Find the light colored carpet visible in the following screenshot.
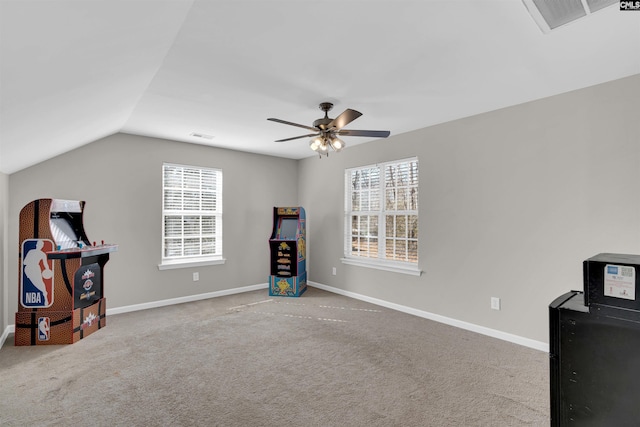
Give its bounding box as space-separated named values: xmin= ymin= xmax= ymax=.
xmin=0 ymin=286 xmax=549 ymax=426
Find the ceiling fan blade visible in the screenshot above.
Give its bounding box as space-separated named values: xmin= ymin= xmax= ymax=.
xmin=328 ymin=108 xmax=362 ymax=131
xmin=268 ymin=118 xmax=318 ymax=132
xmin=275 ymin=133 xmax=319 ymax=143
xmin=337 ymin=129 xmax=391 ymax=138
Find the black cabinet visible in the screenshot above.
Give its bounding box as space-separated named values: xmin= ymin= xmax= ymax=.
xmin=550 ymin=253 xmax=640 ymax=426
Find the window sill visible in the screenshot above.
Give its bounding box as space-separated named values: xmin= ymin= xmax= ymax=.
xmin=158 ymin=257 xmax=226 ymax=270
xmin=340 ymin=257 xmax=422 ymax=276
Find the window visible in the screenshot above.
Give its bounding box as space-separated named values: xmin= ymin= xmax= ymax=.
xmin=159 ymin=163 xmax=223 ymax=269
xmin=343 ymin=158 xmax=420 ymax=275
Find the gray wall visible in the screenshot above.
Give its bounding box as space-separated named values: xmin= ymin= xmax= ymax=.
xmin=0 ymin=172 xmax=7 ymax=338
xmin=299 ymin=74 xmax=640 ymax=343
xmin=2 ymin=75 xmax=639 ymax=346
xmin=7 ymin=133 xmax=298 ymax=315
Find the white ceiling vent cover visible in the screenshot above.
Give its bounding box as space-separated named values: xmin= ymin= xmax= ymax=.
xmin=522 ymin=0 xmax=618 ymax=33
xmin=189 ymin=132 xmax=215 ymax=140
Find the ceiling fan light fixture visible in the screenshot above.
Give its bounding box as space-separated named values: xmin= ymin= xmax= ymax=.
xmin=318 ymin=139 xmax=329 ymax=153
xmin=329 ymin=136 xmax=345 ymax=152
xmin=309 ymin=136 xmax=323 ymax=151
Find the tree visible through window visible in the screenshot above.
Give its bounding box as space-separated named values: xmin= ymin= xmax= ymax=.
xmin=345 ymin=158 xmax=418 ymax=267
xmin=162 ymin=163 xmax=222 ymax=264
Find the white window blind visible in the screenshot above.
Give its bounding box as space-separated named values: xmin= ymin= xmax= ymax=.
xmin=162 ymin=163 xmax=222 ymax=265
xmin=344 ymin=158 xmax=419 ymax=274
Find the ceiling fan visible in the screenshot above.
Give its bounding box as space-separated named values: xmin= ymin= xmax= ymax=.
xmin=267 ymin=102 xmax=390 ymax=157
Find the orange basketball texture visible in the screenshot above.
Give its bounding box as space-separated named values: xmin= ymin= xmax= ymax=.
xmin=18 ymin=199 xmax=75 ymax=313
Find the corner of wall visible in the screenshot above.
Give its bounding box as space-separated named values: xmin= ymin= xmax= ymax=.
xmin=0 ymin=171 xmax=9 ymax=342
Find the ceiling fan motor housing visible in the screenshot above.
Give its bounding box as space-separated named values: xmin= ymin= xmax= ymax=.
xmin=314 ymin=102 xmax=334 ymax=130
xmin=313 ymin=117 xmax=333 ymax=130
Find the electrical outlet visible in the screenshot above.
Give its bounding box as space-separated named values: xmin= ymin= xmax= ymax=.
xmin=193 ymin=272 xmax=199 ymax=281
xmin=332 ymin=267 xmax=337 ymax=276
xmin=491 ymin=297 xmax=501 ymax=311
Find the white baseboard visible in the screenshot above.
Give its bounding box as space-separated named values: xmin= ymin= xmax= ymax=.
xmin=308 ymin=281 xmax=549 ymax=353
xmin=1 ymin=324 xmax=15 ymax=349
xmin=106 ymin=283 xmax=269 ymax=315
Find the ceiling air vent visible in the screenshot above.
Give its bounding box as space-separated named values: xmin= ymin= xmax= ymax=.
xmin=522 ymin=0 xmax=618 ymax=33
xmin=190 ymin=132 xmax=214 ymax=140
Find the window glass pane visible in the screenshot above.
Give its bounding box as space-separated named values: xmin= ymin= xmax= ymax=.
xmin=184 ymin=238 xmax=200 ymax=256
xmin=397 ymin=163 xmax=407 ymax=187
xmin=395 ymin=240 xmax=407 ymax=260
xmin=396 ymin=215 xmax=407 ymax=238
xmin=351 ymin=170 xmax=360 ymax=191
xmin=408 ymin=215 xmax=418 ymax=239
xmin=408 ymin=241 xmax=418 ymax=262
xmin=183 ymin=216 xmax=200 ymax=236
xmin=202 ymin=216 xmax=214 ymax=235
xmin=385 ymin=165 xmax=397 ymax=187
xmin=385 ymin=189 xmax=396 ymax=210
xmin=385 ymin=215 xmax=394 ymax=238
xmin=370 ymin=168 xmax=380 ymax=189
xmin=356 ymin=237 xmax=364 ymax=255
xmin=351 ymin=236 xmax=359 ymax=256
xmin=351 ymin=216 xmax=358 ymax=236
xmin=397 ymin=188 xmax=408 ymax=210
xmin=409 ymin=161 xmax=419 ymax=185
xmin=352 ymin=191 xmax=360 ymax=211
xmin=370 ymin=216 xmax=378 ymax=237
xmin=183 ymin=191 xmax=200 ymax=210
xmin=385 ymin=239 xmax=394 ymax=258
xmin=360 ymin=238 xmax=371 ymax=257
xmin=164 ymin=216 xmax=182 ymax=237
xmin=165 ymin=238 xmax=182 ymax=257
xmin=183 ymin=168 xmax=200 ymax=189
xmin=202 ymin=238 xmax=215 ymax=255
xmin=164 ymin=189 xmax=182 ymax=210
xmin=361 ymin=191 xmax=370 ymax=211
xmin=164 ymin=167 xmax=182 ymax=188
xmin=362 ymin=217 xmax=370 ymax=236
xmin=370 ymin=190 xmax=380 ymax=211
xmin=201 ymin=191 xmax=216 ymax=211
xmin=370 ymin=238 xmax=378 ymax=257
xmin=201 ymin=170 xmax=217 ymax=190
xmin=360 ymin=169 xmax=370 ymax=189
xmin=408 ymin=187 xmax=418 ymax=210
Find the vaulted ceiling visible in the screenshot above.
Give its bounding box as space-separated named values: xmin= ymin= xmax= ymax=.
xmin=1 ymin=0 xmax=638 ymax=174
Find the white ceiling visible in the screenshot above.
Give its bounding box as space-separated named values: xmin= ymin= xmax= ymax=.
xmin=1 ymin=0 xmax=639 ymax=174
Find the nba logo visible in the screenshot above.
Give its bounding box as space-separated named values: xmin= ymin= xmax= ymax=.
xmin=20 ymin=239 xmax=55 ymax=308
xmin=38 ymin=317 xmax=50 ymax=341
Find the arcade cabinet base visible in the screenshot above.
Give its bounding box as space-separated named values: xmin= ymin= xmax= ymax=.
xmin=14 ymin=298 xmax=106 ymax=346
xmin=269 ymin=273 xmax=307 ymax=297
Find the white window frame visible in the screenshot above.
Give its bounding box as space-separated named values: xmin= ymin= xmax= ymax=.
xmin=158 ymin=163 xmax=225 ymax=270
xmin=342 ymin=157 xmax=421 ymax=276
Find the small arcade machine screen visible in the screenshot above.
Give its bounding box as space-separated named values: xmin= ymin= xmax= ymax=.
xmin=50 ymin=213 xmax=87 ymax=250
xmin=278 ymin=218 xmax=298 ymax=240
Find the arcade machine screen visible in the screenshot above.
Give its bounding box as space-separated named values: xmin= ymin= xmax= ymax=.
xmin=279 ymin=218 xmax=298 ymax=240
xmin=50 ymin=212 xmax=87 ymax=250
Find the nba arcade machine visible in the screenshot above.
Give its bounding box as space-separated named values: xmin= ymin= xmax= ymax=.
xmin=15 ymin=198 xmax=118 ymax=345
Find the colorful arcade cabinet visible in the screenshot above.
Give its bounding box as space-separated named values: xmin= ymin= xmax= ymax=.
xmin=268 ymin=207 xmax=306 ymax=297
xmin=15 ymin=199 xmax=118 ymax=345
